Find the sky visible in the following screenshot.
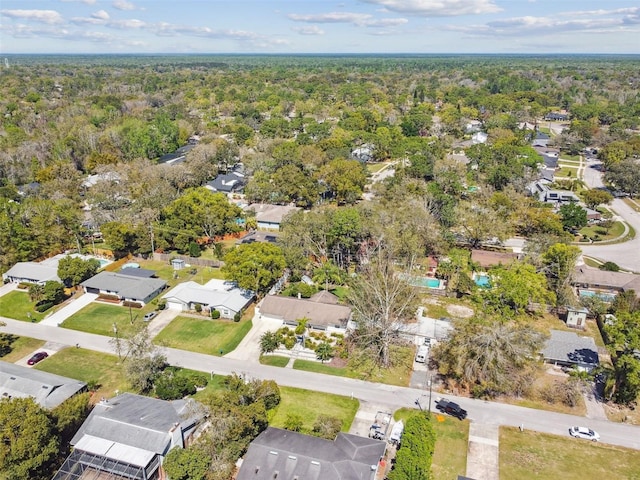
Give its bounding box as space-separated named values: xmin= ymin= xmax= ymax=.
xmin=1 ymin=0 xmax=639 ymax=54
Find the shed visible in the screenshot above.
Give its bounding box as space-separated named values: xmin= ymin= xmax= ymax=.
xmin=171 ymin=258 xmax=186 ymax=271
xmin=566 ymin=306 xmax=589 ymax=329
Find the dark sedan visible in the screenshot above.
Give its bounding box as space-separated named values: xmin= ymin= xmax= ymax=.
xmin=27 ymin=351 xmax=48 ymax=365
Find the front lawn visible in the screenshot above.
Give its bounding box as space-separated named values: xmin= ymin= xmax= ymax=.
xmin=270 ymin=386 xmax=359 ymax=433
xmin=0 ymin=336 xmax=45 ymax=362
xmin=578 ymin=221 xmax=625 ymax=242
xmin=34 ymin=347 xmax=128 ymax=400
xmin=499 ymin=427 xmax=640 ymax=480
xmin=293 ymin=346 xmax=413 ymax=387
xmin=60 ymin=302 xmax=147 ymax=336
xmin=394 ymin=407 xmax=469 ymax=480
xmin=259 ymin=355 xmax=290 ymax=367
xmin=0 ymin=290 xmax=47 ymax=322
xmin=153 ymin=316 xmax=252 ymax=355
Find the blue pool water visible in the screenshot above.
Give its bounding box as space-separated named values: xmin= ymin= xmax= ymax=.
xmin=475 ymin=275 xmax=490 ymax=287
xmin=579 ymin=290 xmax=616 ymax=302
xmin=424 ymin=278 xmax=441 ymax=288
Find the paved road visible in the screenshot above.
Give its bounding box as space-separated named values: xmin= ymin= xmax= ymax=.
xmin=2 ymin=316 xmax=639 ymax=451
xmin=579 ymin=159 xmax=640 ymax=272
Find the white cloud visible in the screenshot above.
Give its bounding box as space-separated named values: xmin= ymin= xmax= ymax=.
xmin=1 ymin=9 xmax=64 ymax=24
xmin=293 ymin=25 xmax=325 ymax=35
xmin=109 ymin=18 xmax=146 ymax=29
xmin=359 ymin=0 xmax=502 ymax=16
xmin=113 ymin=0 xmax=136 ymax=11
xmin=60 ymin=0 xmax=97 ymax=4
xmin=288 ymin=11 xmax=407 ymax=27
xmin=92 ymin=10 xmax=110 ymax=20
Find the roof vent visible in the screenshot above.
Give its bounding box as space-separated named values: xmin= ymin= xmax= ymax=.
xmin=311 ymin=461 xmax=320 ymax=466
xmin=273 ymin=472 xmax=278 ymax=479
xmin=269 ymin=451 xmax=278 ymax=456
xmin=288 ymin=455 xmax=297 ymax=460
xmin=255 ymin=467 xmax=260 ymax=474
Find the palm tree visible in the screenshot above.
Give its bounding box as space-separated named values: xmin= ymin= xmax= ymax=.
xmin=312 ymin=260 xmax=344 ymax=291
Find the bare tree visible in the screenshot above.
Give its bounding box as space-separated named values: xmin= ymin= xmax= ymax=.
xmin=348 ymin=247 xmax=418 ymax=368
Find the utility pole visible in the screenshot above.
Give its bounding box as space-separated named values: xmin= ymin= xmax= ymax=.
xmin=427 ymin=375 xmax=433 ymax=414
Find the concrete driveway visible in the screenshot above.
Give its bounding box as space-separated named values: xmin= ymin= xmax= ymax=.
xmin=39 ymin=292 xmax=98 ymax=326
xmin=224 ymin=305 xmax=283 ymax=362
xmin=14 ymin=341 xmax=68 ymax=367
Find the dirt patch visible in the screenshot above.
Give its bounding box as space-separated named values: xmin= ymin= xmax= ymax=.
xmin=446 ymin=304 xmax=474 ymax=318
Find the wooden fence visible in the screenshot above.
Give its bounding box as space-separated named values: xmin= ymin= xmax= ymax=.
xmin=152 ymin=253 xmax=223 ymax=268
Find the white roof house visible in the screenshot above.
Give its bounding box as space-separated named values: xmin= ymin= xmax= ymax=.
xmin=244 ymin=203 xmax=300 ymax=230
xmin=2 ymin=262 xmax=61 ymax=284
xmin=162 ymin=279 xmax=254 ymax=318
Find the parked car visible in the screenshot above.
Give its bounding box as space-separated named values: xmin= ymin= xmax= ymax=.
xmin=27 ymin=351 xmax=48 ymax=365
xmin=568 ymin=426 xmax=600 ymax=442
xmin=435 ymin=398 xmax=467 ymax=420
xmin=143 ymin=311 xmax=157 ymax=322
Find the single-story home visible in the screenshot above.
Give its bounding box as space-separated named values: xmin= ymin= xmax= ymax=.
xmin=472 ymin=132 xmax=488 ymax=144
xmin=544 ymin=112 xmax=569 ymax=121
xmin=2 ymin=262 xmax=61 ymax=285
xmin=259 ymin=291 xmax=352 ymax=333
xmin=0 ymin=361 xmax=87 ymax=409
xmin=118 ymin=267 xmax=157 ymax=279
xmin=81 ymin=271 xmax=166 ymax=305
xmin=205 ymin=165 xmax=246 ymax=195
xmin=244 ymin=203 xmax=300 ymax=230
xmin=573 ymin=266 xmax=640 ymax=300
xmin=53 ymin=393 xmax=203 ymax=480
xmin=351 ymin=144 xmax=374 ymax=163
xmin=236 ymin=427 xmax=386 ymax=480
xmin=470 ymin=250 xmax=519 ymax=269
xmin=542 ymin=330 xmax=599 ymax=372
xmin=161 ymin=279 xmax=254 ymax=318
xmin=532 ymin=131 xmax=550 ymax=148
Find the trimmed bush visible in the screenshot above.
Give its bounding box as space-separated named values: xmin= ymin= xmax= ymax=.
xmin=123 ymin=301 xmax=142 ymax=308
xmin=35 ymin=301 xmax=54 ymax=312
xmin=211 ymin=309 xmax=221 ymax=319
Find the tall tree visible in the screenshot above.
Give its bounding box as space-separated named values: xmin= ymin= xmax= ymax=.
xmin=348 ymin=248 xmax=418 ymax=368
xmin=0 ymin=397 xmax=59 ymax=480
xmin=541 ymin=243 xmax=580 ymax=306
xmin=57 ymin=256 xmax=101 ymax=287
xmin=222 ymin=243 xmax=286 ymax=294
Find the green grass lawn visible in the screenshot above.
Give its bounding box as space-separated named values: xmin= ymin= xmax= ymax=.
xmin=555 ymin=166 xmax=579 ymax=178
xmin=61 ymin=302 xmax=149 ymax=337
xmin=293 ymin=346 xmax=413 ymax=387
xmin=500 ymin=427 xmax=640 ymax=480
xmin=394 ymin=407 xmax=469 ymax=480
xmin=0 ymin=336 xmax=45 ymax=362
xmin=134 ymin=260 xmax=225 ymax=288
xmin=259 ymin=355 xmax=290 ymax=367
xmin=367 ymin=162 xmax=389 ymax=174
xmin=270 ymin=386 xmax=359 ymax=433
xmin=0 ymin=290 xmax=47 ymax=322
xmin=34 ymin=347 xmax=128 ymax=399
xmin=579 ymin=221 xmax=625 ymax=242
xmin=153 ymin=315 xmax=252 ymax=355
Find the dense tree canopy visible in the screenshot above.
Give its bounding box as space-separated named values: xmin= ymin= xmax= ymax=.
xmin=222 ymin=242 xmax=286 ymax=294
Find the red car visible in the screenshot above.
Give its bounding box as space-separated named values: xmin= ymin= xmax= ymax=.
xmin=27 ymin=351 xmax=48 ymax=365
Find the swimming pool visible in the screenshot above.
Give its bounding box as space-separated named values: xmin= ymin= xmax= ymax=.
xmin=407 ymin=276 xmax=443 ymax=289
xmin=579 ymin=290 xmax=616 ymax=302
xmin=475 ymin=274 xmax=490 ymax=287
xmin=98 ymin=259 xmax=112 ymax=268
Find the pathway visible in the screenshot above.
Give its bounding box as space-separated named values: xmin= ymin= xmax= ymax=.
xmin=39 ymin=292 xmax=98 ymax=326
xmin=223 ymin=305 xmax=282 ymax=362
xmin=466 ymin=423 xmax=500 ymax=480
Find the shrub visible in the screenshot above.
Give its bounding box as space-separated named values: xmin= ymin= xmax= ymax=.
xmin=284 ymin=413 xmax=304 ymax=432
xmin=599 ymin=261 xmax=620 ymax=272
xmin=157 ymin=299 xmax=167 ymax=310
xmin=312 ymin=415 xmax=342 ymax=440
xmin=284 ymin=337 xmax=295 ymax=350
xmin=233 ymin=310 xmax=242 ymax=322
xmin=194 ymin=303 xmax=202 ymax=313
xmin=35 ymin=301 xmax=54 ymax=312
xmin=123 ymin=301 xmax=142 ymax=309
xmin=155 ymin=369 xmax=197 ymax=400
xmin=211 ymin=309 xmax=220 ymax=319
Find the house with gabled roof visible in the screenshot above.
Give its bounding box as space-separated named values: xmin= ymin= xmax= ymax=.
xmin=542 ymin=330 xmax=599 ymax=372
xmin=573 ymin=266 xmax=640 ymax=300
xmin=0 ymin=361 xmax=86 ymax=409
xmin=53 ymin=393 xmax=203 ymax=480
xmin=205 ymin=164 xmax=246 ymax=195
xmin=244 ymin=203 xmax=300 ymax=230
xmin=162 ymin=278 xmax=254 ymax=318
xmin=236 ymin=427 xmax=386 ymax=480
xmin=81 ymin=271 xmax=166 ymax=305
xmin=259 ymin=292 xmax=351 ymax=333
xmin=2 ymin=261 xmax=61 ymax=285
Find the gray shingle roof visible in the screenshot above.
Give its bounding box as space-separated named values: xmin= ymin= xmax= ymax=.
xmin=2 ymin=262 xmax=61 ymax=283
xmin=81 ymin=271 xmax=166 ymax=302
xmin=543 ymin=330 xmax=599 ymax=367
xmin=0 ymin=361 xmax=86 ymax=409
xmin=574 ymin=266 xmax=640 ymax=295
xmin=236 ymin=427 xmax=386 ymax=480
xmin=260 ymin=295 xmax=351 ymax=329
xmin=162 ymin=280 xmax=254 ymax=313
xmin=71 ymin=393 xmax=197 ymax=455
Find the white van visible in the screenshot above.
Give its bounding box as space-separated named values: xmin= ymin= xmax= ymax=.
xmin=415 ymin=344 xmax=429 ymax=363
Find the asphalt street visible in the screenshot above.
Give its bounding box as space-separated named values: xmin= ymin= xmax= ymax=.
xmin=2 ymin=315 xmax=639 ymax=451
xmin=579 ymin=158 xmax=640 ymax=272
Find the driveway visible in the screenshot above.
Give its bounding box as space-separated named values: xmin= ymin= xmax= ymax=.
xmin=14 ymin=340 xmax=68 ymax=367
xmin=224 ymin=304 xmax=283 ymax=362
xmin=39 ymin=292 xmax=98 ymax=326
xmin=0 ymin=282 xmax=19 ymax=298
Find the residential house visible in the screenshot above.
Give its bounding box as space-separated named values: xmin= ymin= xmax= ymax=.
xmin=205 ymin=164 xmax=246 ymax=195
xmin=259 ymin=292 xmax=352 ymax=333
xmin=542 ymin=330 xmax=599 ymax=372
xmin=527 ymin=181 xmax=580 ymax=204
xmin=465 ymin=120 xmax=482 ymax=133
xmin=573 ymin=266 xmax=640 ymax=300
xmin=53 ymin=393 xmax=203 ymax=480
xmin=244 ymin=203 xmax=300 ymax=230
xmin=544 ymin=112 xmax=569 ymax=121
xmin=351 ymin=144 xmax=374 ymax=163
xmin=470 ymin=249 xmax=518 ymax=269
xmin=81 ymin=271 xmax=166 ymax=305
xmin=2 ymin=261 xmax=61 ymax=284
xmin=161 ymin=279 xmax=254 ymax=318
xmin=118 ymin=267 xmax=157 ymax=279
xmin=157 ymin=143 xmax=196 ymax=166
xmin=0 ymin=361 xmax=86 ymax=409
xmin=236 ymin=427 xmax=386 ymax=480
xmin=81 ymin=172 xmax=121 ymax=189
xmin=531 ymin=131 xmax=550 ymax=148
xmin=471 ymin=132 xmax=488 ymax=144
